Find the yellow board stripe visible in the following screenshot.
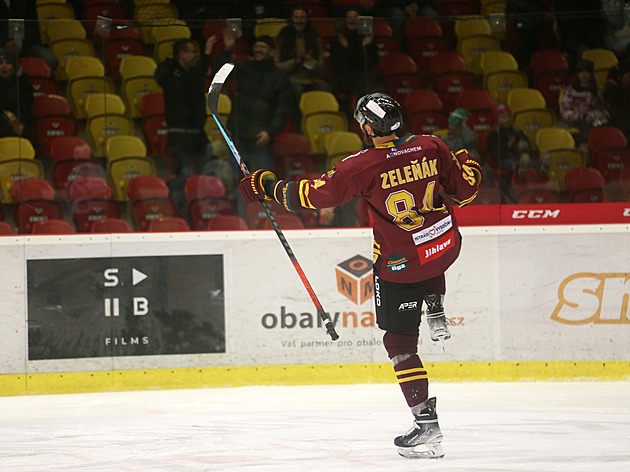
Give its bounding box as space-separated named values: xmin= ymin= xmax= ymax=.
xmin=396 ymin=367 xmax=427 ymax=376
xmin=1 ymin=361 xmax=628 ymax=397
xmin=398 ymin=374 xmax=428 ymax=383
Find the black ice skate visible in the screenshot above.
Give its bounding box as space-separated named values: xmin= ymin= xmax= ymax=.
xmin=424 ymin=293 xmax=451 ymax=344
xmin=394 ymin=397 xmax=444 ymax=459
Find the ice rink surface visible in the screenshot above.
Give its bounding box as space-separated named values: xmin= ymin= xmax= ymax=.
xmin=1 ymin=381 xmax=629 ymax=472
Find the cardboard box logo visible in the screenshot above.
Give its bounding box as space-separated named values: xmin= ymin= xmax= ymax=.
xmin=336 ymin=254 xmax=373 ymax=305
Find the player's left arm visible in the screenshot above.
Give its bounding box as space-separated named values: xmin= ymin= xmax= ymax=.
xmin=239 ymin=169 xmax=355 ymax=211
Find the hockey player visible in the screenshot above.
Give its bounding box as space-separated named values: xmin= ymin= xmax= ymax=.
xmin=239 ymin=93 xmax=481 ymax=458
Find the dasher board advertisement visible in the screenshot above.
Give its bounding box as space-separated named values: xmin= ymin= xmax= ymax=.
xmin=27 ymin=255 xmax=225 ymax=360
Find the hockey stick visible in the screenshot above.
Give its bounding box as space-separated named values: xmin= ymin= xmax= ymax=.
xmin=208 ymin=63 xmax=339 ymax=341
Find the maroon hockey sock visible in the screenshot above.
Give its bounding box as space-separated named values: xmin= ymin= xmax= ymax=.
xmin=392 ymin=354 xmax=429 ymax=408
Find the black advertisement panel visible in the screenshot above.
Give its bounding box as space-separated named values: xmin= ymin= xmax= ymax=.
xmin=27 ymin=255 xmax=225 ymax=360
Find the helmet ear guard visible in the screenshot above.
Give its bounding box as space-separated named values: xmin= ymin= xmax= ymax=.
xmin=353 ymin=93 xmax=403 ymax=136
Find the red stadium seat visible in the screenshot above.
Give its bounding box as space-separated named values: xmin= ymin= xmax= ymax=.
xmin=565 ymin=167 xmax=606 ymax=203
xmin=0 ymin=221 xmax=15 ymax=235
xmin=90 ymin=217 xmax=133 ymax=233
xmin=148 ymin=216 xmax=190 ymax=232
xmin=31 ymin=219 xmax=75 ymax=234
xmin=50 ymin=137 xmax=105 ymax=201
xmin=68 ymin=176 xmax=120 ymax=232
xmin=261 ymin=213 xmax=305 ymax=229
xmin=127 ymin=176 xmax=177 ymax=231
xmin=594 ymin=148 xmax=630 ymax=182
xmin=184 ymin=175 xmax=236 ymax=230
xmin=19 ymin=56 xmax=52 ymax=77
xmin=12 ymin=178 xmax=63 ymax=234
xmin=433 ymin=71 xmax=480 ymax=112
xmin=588 ymin=126 xmax=628 ymax=156
xmin=103 ymin=38 xmax=148 ymax=80
xmin=429 ymin=51 xmax=469 ymax=76
xmin=516 ymin=189 xmax=562 ymax=204
xmin=204 ymin=215 xmax=249 ymax=230
xmin=31 ymin=94 xmax=79 ymax=158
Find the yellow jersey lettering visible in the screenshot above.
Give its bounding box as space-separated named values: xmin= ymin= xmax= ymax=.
xmin=395 ymin=168 xmax=405 ymax=185
xmin=429 ymin=159 xmax=438 ymax=176
xmin=388 ymin=169 xmax=398 ymax=187
xmin=381 ymin=172 xmax=390 ymax=189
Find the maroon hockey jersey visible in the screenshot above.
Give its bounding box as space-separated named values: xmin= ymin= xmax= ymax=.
xmin=272 ymin=134 xmax=481 ymax=283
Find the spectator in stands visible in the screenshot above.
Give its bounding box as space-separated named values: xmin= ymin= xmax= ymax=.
xmin=212 ymin=34 xmax=293 ymax=173
xmin=559 ymin=58 xmax=610 ymax=146
xmin=553 ymin=0 xmax=608 ymax=65
xmin=274 ymin=4 xmax=330 ymax=122
xmin=438 ymin=108 xmax=480 ymax=161
xmin=330 ymin=7 xmax=380 ymax=100
xmin=603 ymin=54 xmax=630 ymax=139
xmin=485 ymin=104 xmax=532 ymax=178
xmin=506 ymin=0 xmax=553 ymax=76
xmin=0 ymin=0 xmax=58 ymax=71
xmin=155 ymin=37 xmax=217 ymax=207
xmin=0 ymin=48 xmax=35 ymax=145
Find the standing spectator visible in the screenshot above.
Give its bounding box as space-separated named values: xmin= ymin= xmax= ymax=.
xmin=603 ymin=61 xmax=630 ymax=139
xmin=330 ymin=8 xmax=380 ymax=99
xmin=237 ymin=92 xmax=482 ymax=459
xmin=0 ymin=0 xmax=58 ymax=71
xmin=439 ymin=108 xmax=481 ymax=160
xmin=0 ymin=48 xmax=35 ymax=145
xmin=485 ymin=104 xmax=532 ymax=177
xmin=213 ymin=34 xmax=293 ymax=173
xmin=559 ymin=58 xmax=610 ymax=147
xmin=155 ymin=37 xmax=216 ymax=204
xmin=274 ymin=4 xmax=330 ymax=122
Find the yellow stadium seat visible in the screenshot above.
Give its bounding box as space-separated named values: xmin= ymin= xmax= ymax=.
xmin=480 ymin=50 xmax=518 ymax=76
xmin=457 ymin=35 xmax=501 ymax=76
xmin=107 ymin=157 xmax=157 ymax=201
xmin=454 ymin=17 xmax=492 ymax=40
xmin=0 ymin=159 xmax=45 ymax=204
xmin=302 ymin=111 xmax=349 ymax=155
xmin=254 ymin=18 xmax=287 ymax=39
xmin=323 ymin=131 xmax=363 ymax=169
xmin=50 ymin=38 xmax=95 ymax=80
xmin=512 ymin=110 xmax=556 ymax=151
xmin=205 ymin=94 xmax=231 ymax=143
xmin=484 ymin=70 xmax=528 ymax=104
xmin=299 ymin=90 xmax=340 ymax=115
xmin=65 ymin=55 xmax=105 ymax=79
xmin=152 ymin=23 xmax=191 ymax=45
xmin=85 ymin=93 xmax=127 ymax=118
xmin=87 ymin=115 xmax=135 ymax=158
xmin=582 ymin=48 xmax=619 ymax=86
xmin=134 ymin=4 xmax=180 ymax=44
xmin=46 ymin=19 xmax=86 ymax=43
xmin=37 ymin=2 xmax=76 ymax=44
xmin=106 ymin=135 xmax=147 ymax=162
xmin=507 ymin=88 xmax=547 ymax=115
xmin=0 ymin=137 xmax=36 ymax=160
xmin=119 ymin=55 xmax=158 ymax=81
xmin=65 ymin=57 xmax=114 ymax=118
xmin=67 ymin=77 xmax=116 ymax=119
xmin=121 ymin=76 xmax=163 ymax=118
xmin=547 ymin=149 xmax=587 ymax=191
xmin=536 ymin=127 xmax=575 ymax=155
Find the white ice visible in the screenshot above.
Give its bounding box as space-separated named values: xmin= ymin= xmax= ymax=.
xmin=1 ymin=381 xmax=629 ymax=471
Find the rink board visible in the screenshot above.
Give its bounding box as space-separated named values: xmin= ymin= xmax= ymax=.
xmin=0 ymin=226 xmax=629 ymax=395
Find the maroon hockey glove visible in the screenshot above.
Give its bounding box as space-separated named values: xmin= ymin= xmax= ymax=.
xmin=239 ymin=169 xmax=277 ymax=203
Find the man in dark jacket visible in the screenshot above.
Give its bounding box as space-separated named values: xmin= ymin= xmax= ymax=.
xmin=155 ymin=36 xmax=215 ymax=182
xmin=0 ymin=48 xmax=35 ymax=145
xmin=213 ymin=34 xmax=292 ymax=172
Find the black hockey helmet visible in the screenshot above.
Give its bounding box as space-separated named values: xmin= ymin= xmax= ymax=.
xmin=353 ymin=93 xmax=403 ymax=135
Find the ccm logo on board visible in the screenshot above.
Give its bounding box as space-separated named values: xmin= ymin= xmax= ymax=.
xmin=512 ymin=209 xmax=560 ymax=219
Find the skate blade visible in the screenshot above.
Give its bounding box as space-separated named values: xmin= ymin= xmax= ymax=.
xmin=397 ymin=442 xmax=444 ymax=459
